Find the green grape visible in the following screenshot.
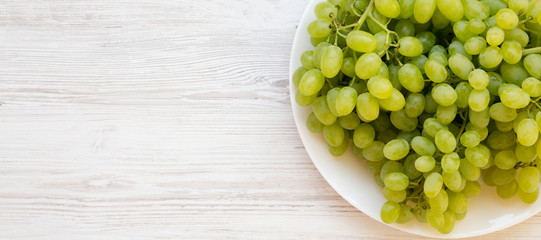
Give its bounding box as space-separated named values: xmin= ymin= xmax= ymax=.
xmin=323 ymin=123 xmax=345 ymax=147
xmin=430 ymin=45 xmax=447 ymax=57
xmin=436 ymin=0 xmax=464 ymax=22
xmin=487 ymin=130 xmax=517 ymax=150
xmin=424 ymin=92 xmax=438 ymax=113
xmin=497 ymin=179 xmax=518 ymax=199
xmin=339 ymin=112 xmax=361 ymax=130
xmin=483 ymin=0 xmax=507 ymax=16
xmin=383 ymin=139 xmax=410 ymax=161
xmin=517 ymin=119 xmax=539 ymax=147
xmin=310 ymin=36 xmax=327 ymax=47
xmin=378 ymin=129 xmax=398 ymax=143
xmin=467 ymin=19 xmax=486 ymax=34
xmin=364 ymin=141 xmax=387 ymax=162
xmin=404 ymin=154 xmax=424 ymax=179
xmin=374 ymin=31 xmax=390 ymax=54
xmin=413 ymin=0 xmax=437 ymax=23
xmin=380 ymin=160 xmax=404 ymax=180
xmin=495 ymin=8 xmax=518 ymax=30
xmin=448 ymin=41 xmax=472 ymax=60
xmin=356 ymin=93 xmax=380 ymax=122
xmin=328 ymin=132 xmax=349 ymax=156
xmin=315 ymin=2 xmax=338 ymax=20
xmin=335 ymin=87 xmax=357 ymax=116
xmin=515 ymin=144 xmax=538 ymax=163
xmin=494 ymin=150 xmax=518 ymax=170
xmin=377 ymin=62 xmax=390 ymax=79
xmin=489 ymin=102 xmax=517 ymax=122
xmin=469 ymin=107 xmax=490 ymax=128
xmin=299 ymin=69 xmax=325 ymax=97
xmin=341 ymin=57 xmax=356 ymax=78
xmin=380 ymin=201 xmax=401 ymax=223
xmin=395 ymin=19 xmax=416 ymax=38
xmin=486 ymin=26 xmax=505 ymax=46
xmin=414 ymin=21 xmax=432 ymax=34
xmin=372 ymin=112 xmax=392 ymax=132
xmin=301 ymin=50 xmax=315 ymax=70
xmin=405 ymin=93 xmax=425 ymax=118
xmin=425 ymin=172 xmax=444 ymax=198
xmin=524 ymin=54 xmax=541 ymax=79
xmin=429 ymin=52 xmax=448 ymax=67
xmin=415 ymin=155 xmax=436 ymax=172
xmin=383 ymin=187 xmax=407 ymax=202
xmin=397 ymin=205 xmax=414 ymax=224
xmin=407 ymin=55 xmax=429 ymax=74
xmin=508 ymin=0 xmax=528 ymax=14
xmin=432 ymin=83 xmax=457 ymax=107
xmin=384 ymin=172 xmax=410 ymax=190
xmin=397 ymin=130 xmax=421 ymax=143
xmin=463 ymin=0 xmax=490 ymax=20
xmin=453 ymin=21 xmax=476 ymax=43
xmin=356 ymin=52 xmax=382 ymax=79
xmin=307 ymin=19 xmax=332 ymax=38
xmin=367 ymin=76 xmax=393 ymax=99
xmin=505 ymin=28 xmax=529 ymax=47
xmin=518 ymin=188 xmax=539 ymax=204
xmin=374 ymin=172 xmax=385 ymax=187
xmin=502 ymin=63 xmax=529 ymax=87
xmin=321 ymin=45 xmax=343 ymax=78
xmin=437 ymin=104 xmax=457 ymax=124
xmin=468 ymin=69 xmax=489 ymax=90
xmin=479 ymin=46 xmax=503 ymax=69
xmin=460 ymin=157 xmax=481 ymax=181
xmin=346 ymin=30 xmax=377 ymax=53
xmin=499 ymin=86 xmax=530 ymax=109
xmin=429 ymin=189 xmax=449 ymax=213
xmin=416 ymin=32 xmax=437 ymax=55
xmin=292 ymin=67 xmax=307 ymax=87
xmin=398 ymin=0 xmax=416 ymax=19
xmin=378 ymin=88 xmax=406 ymax=111
xmin=486 ymin=72 xmax=504 ymax=96
xmin=491 ymin=167 xmax=516 ymax=185
xmin=366 ymin=158 xmax=386 ymax=172
xmin=464 ymin=36 xmax=487 ymax=55
xmin=468 ymin=88 xmax=490 ymax=112
xmin=513 ymin=110 xmax=529 ymax=133
xmin=388 ymin=64 xmax=402 ymax=90
xmin=486 ymin=15 xmax=496 ymax=27
xmin=425 ymin=59 xmax=448 ymax=83
xmin=411 ymin=136 xmax=436 ymax=156
xmin=390 ymin=109 xmax=418 ymax=131
xmin=375 ymin=0 xmax=401 ymax=18
xmin=424 ymin=118 xmax=448 ymax=137
xmin=443 ymin=170 xmax=463 ymax=191
xmin=462 ymin=180 xmax=481 ymax=198
xmin=438 ymin=211 xmax=457 ymax=234
xmin=398 ymin=37 xmax=424 ymax=57
xmin=353 ymin=123 xmax=376 ymax=148
xmin=442 ymin=152 xmax=461 ymax=173
xmin=327 ymin=88 xmax=341 ymax=116
xmin=435 ymin=130 xmax=457 ymax=153
xmin=307 ymin=112 xmax=323 ymax=133
xmin=460 ymin=131 xmax=481 ymax=148
xmin=522 ymin=77 xmax=541 ymax=97
xmin=313 ymin=42 xmax=332 ymax=69
xmin=367 ymin=9 xmax=389 ymax=33
xmin=448 ymin=191 xmax=467 ymax=214
xmin=455 ymin=82 xmax=473 ymax=108
xmin=313 ymin=96 xmax=337 ymax=125
xmin=449 ymin=54 xmax=474 ymax=80
xmin=466 ymin=122 xmax=489 ymax=141
xmin=432 ymin=8 xmax=450 ymax=29
xmin=426 ymin=209 xmax=444 ymax=229
xmin=501 ymin=41 xmax=522 ymax=64
xmin=295 ymin=89 xmax=317 ymax=107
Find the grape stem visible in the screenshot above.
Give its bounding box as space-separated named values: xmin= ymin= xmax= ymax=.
xmin=456 ymin=110 xmax=468 ymax=145
xmin=523 ymin=46 xmax=541 ymax=55
xmin=352 ymin=0 xmax=374 ymax=31
xmin=530 ymin=99 xmax=541 ymax=110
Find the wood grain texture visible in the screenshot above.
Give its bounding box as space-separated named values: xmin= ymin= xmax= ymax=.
xmin=0 ymin=0 xmax=540 ymax=239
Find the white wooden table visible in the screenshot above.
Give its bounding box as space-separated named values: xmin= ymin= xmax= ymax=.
xmin=1 ymin=1 xmax=540 ymax=239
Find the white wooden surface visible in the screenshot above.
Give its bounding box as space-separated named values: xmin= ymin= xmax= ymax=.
xmin=0 ymin=0 xmax=540 ymax=239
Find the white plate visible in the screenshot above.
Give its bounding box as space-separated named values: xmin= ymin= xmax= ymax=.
xmin=289 ymin=0 xmax=541 ymax=238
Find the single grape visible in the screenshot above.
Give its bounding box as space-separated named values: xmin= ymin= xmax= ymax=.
xmin=428 ymin=189 xmax=449 ymax=213
xmin=501 ymin=40 xmax=522 ymax=64
xmin=395 ymin=20 xmax=416 ymax=38
xmin=453 ymin=21 xmax=476 ymax=43
xmin=489 ymin=102 xmax=517 ymax=122
xmin=321 ymin=45 xmax=343 ymax=78
xmin=367 ymin=76 xmax=393 ymax=99
xmin=460 ymin=158 xmax=481 ymax=181
xmin=497 ymin=180 xmax=518 ymax=199
xmin=426 ymin=208 xmax=444 ymax=229
xmin=323 ymin=123 xmax=344 ymax=147
xmin=378 ymin=88 xmax=406 ymax=111
xmin=516 ymin=119 xmax=539 ymax=146
xmin=307 ymin=19 xmax=332 ymax=39
xmin=399 ymin=0 xmax=416 ymax=19
xmin=364 ymin=141 xmax=387 ymax=162
xmin=437 ymin=104 xmax=457 ymax=124
xmin=522 ymin=77 xmax=541 ymax=97
xmin=449 ymin=54 xmax=474 ymax=80
xmin=443 ymin=170 xmax=463 ymax=191
xmin=455 ymin=82 xmax=473 ymax=108
xmin=383 ymin=139 xmax=410 ymax=161
xmin=468 ymin=88 xmax=490 ymax=112
xmin=299 ymin=69 xmax=325 ymax=96
xmin=415 ymin=156 xmax=436 ymax=172
xmin=468 ymin=69 xmax=489 ymax=90
xmin=414 ymin=0 xmax=437 ymax=23
xmin=518 ymin=188 xmax=539 ymax=204
xmin=425 ymin=59 xmax=448 ymax=83
xmin=460 ymin=131 xmax=481 ymax=148
xmin=479 ymin=46 xmax=503 ymax=69
xmin=405 ymin=93 xmax=425 ymax=118
xmin=295 ymin=89 xmax=317 ymax=107
xmin=524 ymin=54 xmax=541 ymax=79
xmin=505 ymin=28 xmax=529 ymax=47
xmin=469 ymin=107 xmax=490 ymax=128
xmin=494 ymin=150 xmax=518 ymax=170
xmin=495 ymin=8 xmax=518 ymax=30
xmin=356 ymin=52 xmax=382 ymax=79
xmin=353 ymin=123 xmax=376 ymax=148
xmin=464 ymin=36 xmax=487 ymax=55
xmin=312 ymin=96 xmax=337 ymax=125
xmin=314 ymin=2 xmax=338 ymax=20
xmin=346 ymin=30 xmax=377 ymax=53
xmin=442 ymin=152 xmax=461 ymax=173
xmin=375 ymin=0 xmax=401 ymax=18
xmin=425 ymin=172 xmax=444 ymax=198
xmin=463 ymin=0 xmax=489 ymax=20
xmin=390 ymin=109 xmax=418 ymax=131
xmin=383 ymin=187 xmax=407 ymax=202
xmin=436 ymin=0 xmax=464 ymax=22
xmin=491 ymin=167 xmax=516 ymax=186
xmin=500 ymin=85 xmax=530 ymax=109
xmin=462 ymin=180 xmax=481 ymax=198
xmin=380 ymin=201 xmax=401 ymax=223
xmin=467 ymin=19 xmax=486 ymax=34
xmin=438 ymin=211 xmax=456 ymax=234
xmin=398 ymin=37 xmax=424 ymax=57
xmin=397 ymin=205 xmax=414 ymax=224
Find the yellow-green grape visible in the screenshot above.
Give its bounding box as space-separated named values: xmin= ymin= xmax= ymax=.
xmin=469 ymin=107 xmax=490 ymax=128
xmin=453 ymin=21 xmax=476 ymax=43
xmin=307 ymin=112 xmax=323 ymax=133
xmin=443 ymin=170 xmax=463 ymax=191
xmin=365 ymin=141 xmax=387 ymax=162
xmin=300 ymin=50 xmax=315 ymax=70
xmin=335 ymin=87 xmax=358 ymax=116
xmin=374 ymin=31 xmax=390 ymax=54
xmin=489 ymin=103 xmax=517 ymax=122
xmin=341 ymin=57 xmax=356 ymax=78
xmin=437 ymin=104 xmax=457 ymax=124
xmin=426 ymin=208 xmax=444 ymax=229
xmin=497 ymin=180 xmax=518 ymax=199
xmin=375 ymin=0 xmax=401 ymax=18
xmin=487 ymin=130 xmax=517 ymax=150
xmin=449 ymin=54 xmax=474 ymax=80
xmin=486 ymin=26 xmax=505 ymax=46
xmin=455 ymin=82 xmax=473 ymax=108
xmin=518 ymin=188 xmax=539 ymax=204
xmin=495 ymin=8 xmax=518 ymax=30
xmin=390 ymin=109 xmax=418 ymax=131
xmin=501 ymin=41 xmax=522 ymax=64
xmin=313 ymin=42 xmax=332 ymax=69
xmin=313 ymin=96 xmax=337 ymax=125
xmin=368 ymin=76 xmax=394 ymax=99
xmin=356 ymin=52 xmax=382 ymax=79
xmin=524 ymin=54 xmax=541 ymax=79
xmin=397 ymin=205 xmax=414 ymax=224
xmin=467 ymin=19 xmax=486 ymax=34
xmin=383 ymin=139 xmax=410 ymax=161
xmin=494 ymin=150 xmax=517 ymax=170
xmin=398 ymin=63 xmax=425 ymax=92
xmin=380 ymin=201 xmax=401 ymax=223
xmin=353 ymin=123 xmax=376 ymax=148
xmin=378 ymin=88 xmax=406 ymax=111
xmin=339 ymin=112 xmax=360 ymax=130
xmin=295 ymin=89 xmax=317 ymax=107
xmin=356 ymin=93 xmax=380 ymax=122
xmin=479 ymin=46 xmax=503 ymax=69
xmin=398 ymin=37 xmax=424 ymax=57
xmin=438 ymin=211 xmax=457 ymax=234
xmin=405 ymin=93 xmax=425 ymax=117
xmin=321 ymin=45 xmax=343 ymax=78
xmin=435 ymin=130 xmax=457 ymax=153
xmin=414 ymin=0 xmax=437 ymax=23
xmin=416 ymin=155 xmax=436 ymax=172
xmin=517 ymin=119 xmax=539 ymax=146
xmin=463 ymin=0 xmax=489 ymax=20
xmin=425 ymin=59 xmax=448 ymax=83
xmin=346 ymin=30 xmax=377 ymax=53
xmin=323 ymin=123 xmax=344 ymax=147
xmin=505 ymin=28 xmax=529 ymax=47
xmin=465 ymin=144 xmax=491 ymax=168
xmin=398 ymin=0 xmax=415 ymax=19
xmin=460 ymin=157 xmax=481 ymax=181
xmin=442 ymin=152 xmax=460 ymax=173
xmin=462 ymin=180 xmax=481 ymax=198
xmin=499 ymin=85 xmax=530 ymax=109
xmin=464 ymin=36 xmax=487 ymax=55
xmin=307 ymin=19 xmax=332 ymax=39
xmin=518 ymin=167 xmax=541 ymax=193
xmin=314 ymin=2 xmax=337 ymax=20
xmin=523 ymin=77 xmax=541 ymax=97
xmin=508 ymin=0 xmax=529 ymax=14
xmin=367 ymin=9 xmax=389 ymax=33
xmin=436 ymin=0 xmax=464 ymax=22
xmin=432 ymin=83 xmax=457 ymax=107
xmin=468 ymin=69 xmax=489 ymax=90
xmin=425 ymin=172 xmax=444 ymax=198
xmin=292 ymin=67 xmax=307 ymax=87
xmin=432 ymin=8 xmax=450 ymax=29
xmin=299 ymin=69 xmax=325 ymax=96
xmin=428 ymin=189 xmax=449 ymax=213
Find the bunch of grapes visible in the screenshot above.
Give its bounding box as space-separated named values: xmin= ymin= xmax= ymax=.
xmin=292 ymin=0 xmax=541 ymax=234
